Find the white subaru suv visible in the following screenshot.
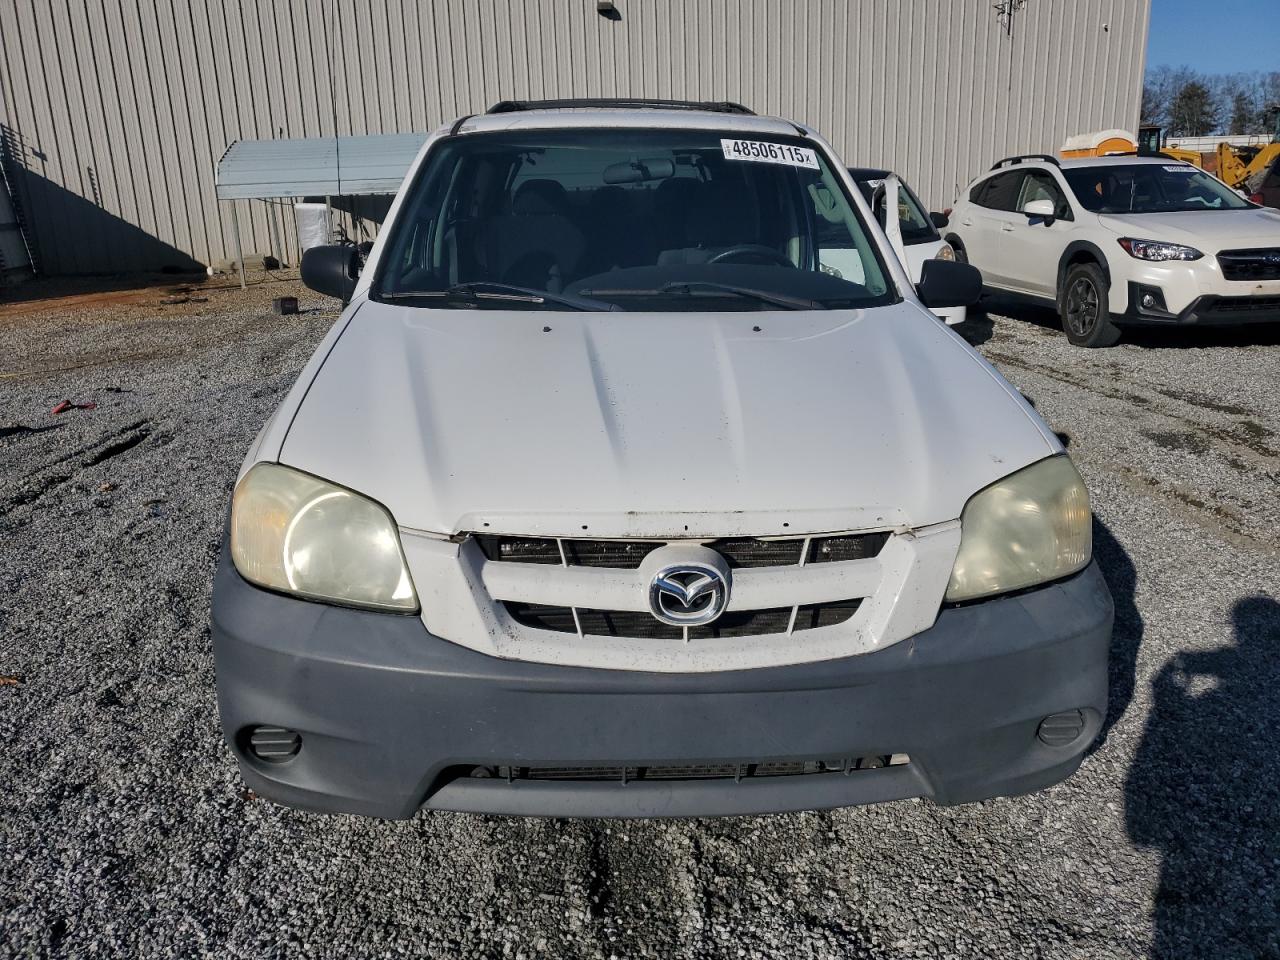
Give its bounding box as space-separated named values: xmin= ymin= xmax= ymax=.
xmin=947 ymin=154 xmax=1280 ymax=346
xmin=212 ymin=100 xmax=1112 ymax=820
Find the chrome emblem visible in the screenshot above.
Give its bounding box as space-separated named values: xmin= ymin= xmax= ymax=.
xmin=648 ymin=562 xmax=730 ymax=627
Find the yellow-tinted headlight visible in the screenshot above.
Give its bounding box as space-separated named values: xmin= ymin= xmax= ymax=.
xmin=945 ymin=455 xmax=1091 ymax=603
xmin=231 ymin=463 xmax=418 ymax=612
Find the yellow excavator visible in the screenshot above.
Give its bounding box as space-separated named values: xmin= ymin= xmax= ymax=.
xmin=1214 ymin=106 xmax=1280 ymax=205
xmin=1135 ymin=126 xmax=1203 ymax=166
xmin=1061 ymin=126 xmax=1202 ymax=164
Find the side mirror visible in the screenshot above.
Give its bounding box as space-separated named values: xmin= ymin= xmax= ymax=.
xmin=929 ymin=210 xmax=949 ymax=228
xmin=1022 ymin=198 xmax=1056 ymax=222
xmin=301 ymin=244 xmax=360 ymax=302
xmin=916 ymin=259 xmax=983 ymax=309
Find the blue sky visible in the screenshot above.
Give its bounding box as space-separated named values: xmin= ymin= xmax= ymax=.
xmin=1147 ymin=0 xmax=1276 ymax=73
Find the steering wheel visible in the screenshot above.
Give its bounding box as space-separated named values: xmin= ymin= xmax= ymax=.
xmin=706 ymin=244 xmax=795 ymax=267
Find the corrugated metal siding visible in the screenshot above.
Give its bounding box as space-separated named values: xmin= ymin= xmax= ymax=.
xmin=0 ymin=0 xmax=1150 ymax=275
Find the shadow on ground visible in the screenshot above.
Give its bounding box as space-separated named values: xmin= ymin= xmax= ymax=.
xmin=1090 ymin=519 xmax=1141 ymax=756
xmin=1125 ymin=595 xmax=1280 ymax=958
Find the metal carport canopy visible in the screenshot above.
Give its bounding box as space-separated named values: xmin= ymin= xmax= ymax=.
xmin=215 ymin=133 xmax=429 ymax=199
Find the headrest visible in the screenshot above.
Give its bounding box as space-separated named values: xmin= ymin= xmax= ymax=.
xmin=512 ymin=179 xmax=569 ymax=216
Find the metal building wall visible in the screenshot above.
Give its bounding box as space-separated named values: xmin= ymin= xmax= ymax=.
xmin=0 ymin=0 xmax=1150 ymax=276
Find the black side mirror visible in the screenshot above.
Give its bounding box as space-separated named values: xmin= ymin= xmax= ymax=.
xmin=916 ymin=259 xmax=983 ymax=309
xmin=929 ymin=210 xmax=949 ymax=229
xmin=301 ymin=244 xmax=360 ymax=303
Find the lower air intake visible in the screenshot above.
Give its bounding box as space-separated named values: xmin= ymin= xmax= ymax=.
xmin=468 ymin=755 xmax=910 ymax=784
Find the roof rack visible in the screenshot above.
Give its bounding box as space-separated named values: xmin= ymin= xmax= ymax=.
xmin=486 ymin=98 xmax=755 ymax=116
xmin=990 ymin=154 xmax=1061 ymax=170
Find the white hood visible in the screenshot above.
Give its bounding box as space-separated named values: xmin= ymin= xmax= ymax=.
xmin=278 ymin=301 xmax=1056 ymax=537
xmin=1097 ymin=206 xmax=1280 ymax=250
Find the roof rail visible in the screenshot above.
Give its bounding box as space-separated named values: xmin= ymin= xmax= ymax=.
xmin=990 ymin=153 xmax=1061 ymax=170
xmin=486 ymin=98 xmax=755 ymax=116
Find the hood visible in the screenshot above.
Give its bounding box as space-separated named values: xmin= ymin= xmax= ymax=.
xmin=279 ymin=301 xmax=1055 ymax=537
xmin=1097 ymin=206 xmax=1280 ymax=251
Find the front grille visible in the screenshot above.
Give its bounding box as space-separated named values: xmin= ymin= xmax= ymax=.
xmin=504 ymin=600 xmax=861 ymax=638
xmin=475 ymin=532 xmax=888 ymax=569
xmin=1204 ymin=295 xmax=1280 ymax=314
xmin=465 ymin=754 xmax=910 ymax=784
xmin=1219 ymin=248 xmax=1280 ymax=282
xmin=481 ymin=531 xmax=885 ymax=644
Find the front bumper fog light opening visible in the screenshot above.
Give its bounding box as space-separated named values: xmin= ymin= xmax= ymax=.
xmin=246 ymin=725 xmax=302 ymax=763
xmin=1037 ymin=710 xmax=1086 ymax=747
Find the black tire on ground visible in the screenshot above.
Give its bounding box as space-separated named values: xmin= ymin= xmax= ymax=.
xmin=1059 ymin=261 xmax=1121 ymax=348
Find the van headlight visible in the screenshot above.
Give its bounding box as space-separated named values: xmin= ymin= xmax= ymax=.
xmin=945 ymin=456 xmax=1091 ymax=603
xmin=230 ymin=463 xmax=418 ymax=612
xmin=935 ymin=242 xmax=956 ymax=261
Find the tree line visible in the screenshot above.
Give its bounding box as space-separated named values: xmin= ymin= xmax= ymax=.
xmin=1142 ymin=67 xmax=1280 ymax=138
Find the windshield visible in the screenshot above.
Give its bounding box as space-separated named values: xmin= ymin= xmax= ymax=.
xmin=1063 ymin=164 xmax=1252 ymax=214
xmin=853 ymin=176 xmax=939 ymax=245
xmin=374 ymin=128 xmax=894 ymax=311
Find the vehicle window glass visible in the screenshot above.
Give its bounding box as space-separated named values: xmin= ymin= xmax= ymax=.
xmin=1016 ymin=171 xmax=1074 ymax=220
xmin=895 ymin=181 xmax=940 ymax=244
xmin=977 ymin=171 xmax=1024 ymax=212
xmin=375 ymin=128 xmax=894 ymax=311
xmin=1063 ymin=164 xmax=1252 ymax=213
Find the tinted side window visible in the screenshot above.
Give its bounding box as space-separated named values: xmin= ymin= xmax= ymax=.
xmin=980 ymin=172 xmax=1024 ymax=212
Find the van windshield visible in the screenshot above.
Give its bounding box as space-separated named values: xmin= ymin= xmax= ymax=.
xmin=374 ymin=128 xmax=895 ymax=311
xmin=1063 ymin=164 xmax=1252 ymax=214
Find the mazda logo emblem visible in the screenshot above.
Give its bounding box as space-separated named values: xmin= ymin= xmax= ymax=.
xmin=648 ymin=562 xmax=731 ymax=627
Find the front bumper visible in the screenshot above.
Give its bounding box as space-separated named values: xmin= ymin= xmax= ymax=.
xmin=1121 ymin=282 xmax=1280 ymax=326
xmin=212 ymin=554 xmax=1113 ymax=820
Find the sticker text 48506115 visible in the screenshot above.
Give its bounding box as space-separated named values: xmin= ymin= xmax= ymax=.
xmin=721 ymin=139 xmax=819 ymax=170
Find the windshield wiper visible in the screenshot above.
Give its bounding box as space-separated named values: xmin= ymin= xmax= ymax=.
xmin=579 ymin=280 xmax=824 ymax=311
xmin=382 ymin=281 xmax=620 ymax=312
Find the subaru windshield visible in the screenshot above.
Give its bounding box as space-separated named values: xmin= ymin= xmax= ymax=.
xmin=374 ymin=128 xmax=896 ymax=311
xmin=1063 ymin=163 xmax=1253 ymax=214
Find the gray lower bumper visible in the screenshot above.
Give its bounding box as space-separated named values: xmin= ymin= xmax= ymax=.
xmin=211 ymin=554 xmax=1113 ymax=820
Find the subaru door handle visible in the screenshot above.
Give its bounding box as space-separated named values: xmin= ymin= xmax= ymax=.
xmin=961 ymin=218 xmax=973 ymax=226
xmin=1001 ymin=223 xmax=1016 ymax=232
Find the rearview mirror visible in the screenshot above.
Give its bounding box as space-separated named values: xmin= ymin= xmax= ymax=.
xmin=929 ymin=210 xmax=949 ymax=228
xmin=1022 ymin=198 xmax=1056 ymax=221
xmin=301 ymin=244 xmax=360 ymax=303
xmin=603 ymin=158 xmax=675 ymax=184
xmin=916 ymin=259 xmax=983 ymax=309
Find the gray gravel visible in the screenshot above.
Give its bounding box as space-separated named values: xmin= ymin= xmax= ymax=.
xmin=1 ymin=279 xmax=1277 ymax=959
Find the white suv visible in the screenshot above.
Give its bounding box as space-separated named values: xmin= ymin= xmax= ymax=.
xmin=947 ymin=154 xmax=1280 ymax=346
xmin=211 ymin=100 xmax=1111 ymax=820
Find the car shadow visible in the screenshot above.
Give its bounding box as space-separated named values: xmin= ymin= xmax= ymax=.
xmin=1089 ymin=518 xmax=1141 ymax=756
xmin=951 ymin=304 xmax=995 ymax=347
xmin=1124 ymin=594 xmax=1280 ymax=958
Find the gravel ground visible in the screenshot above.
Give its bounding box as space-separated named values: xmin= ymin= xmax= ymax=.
xmin=1 ymin=278 xmax=1277 ymax=959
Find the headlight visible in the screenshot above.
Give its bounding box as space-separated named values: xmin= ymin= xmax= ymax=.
xmin=230 ymin=463 xmax=418 ymax=612
xmin=1117 ymin=238 xmax=1203 ymax=261
xmin=945 ymin=456 xmax=1091 ymax=603
xmin=935 ymin=242 xmax=956 ymax=261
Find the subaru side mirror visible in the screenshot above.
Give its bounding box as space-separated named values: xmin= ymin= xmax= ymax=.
xmin=1022 ymin=198 xmax=1056 ymax=223
xmin=929 ymin=210 xmax=949 ymax=229
xmin=916 ymin=259 xmax=983 ymax=309
xmin=301 ymin=244 xmax=361 ymax=303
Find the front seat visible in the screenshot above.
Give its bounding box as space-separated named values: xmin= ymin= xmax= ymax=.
xmin=480 ymin=179 xmax=585 ymax=291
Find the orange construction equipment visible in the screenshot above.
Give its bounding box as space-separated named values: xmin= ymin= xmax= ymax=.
xmin=1061 ymin=126 xmax=1203 ymax=166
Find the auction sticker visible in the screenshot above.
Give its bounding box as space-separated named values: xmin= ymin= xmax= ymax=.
xmin=721 ymin=138 xmax=819 ymax=169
